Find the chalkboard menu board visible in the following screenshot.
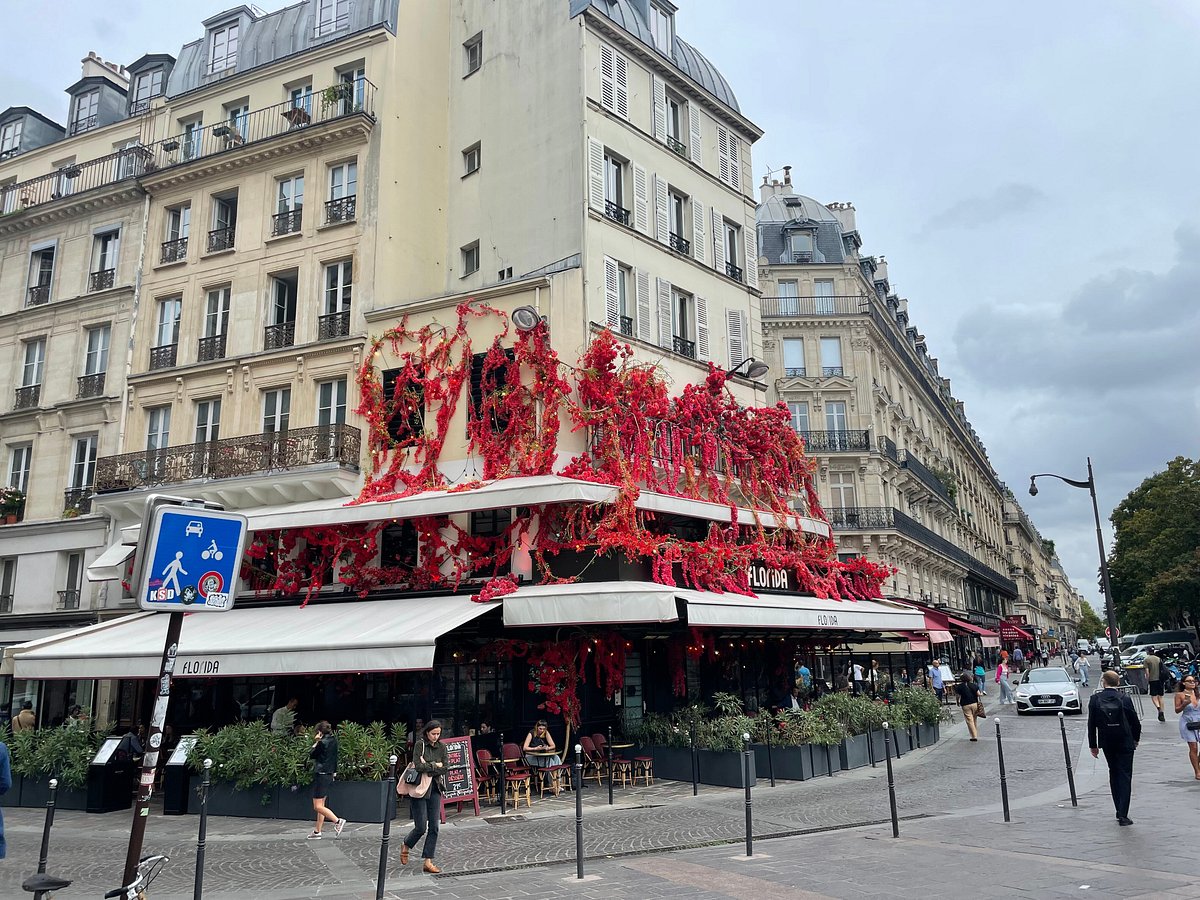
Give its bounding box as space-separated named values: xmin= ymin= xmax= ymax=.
xmin=438 ymin=735 xmax=480 ymax=818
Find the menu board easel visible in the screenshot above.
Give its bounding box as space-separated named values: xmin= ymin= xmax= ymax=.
xmin=437 ymin=735 xmax=479 ymax=821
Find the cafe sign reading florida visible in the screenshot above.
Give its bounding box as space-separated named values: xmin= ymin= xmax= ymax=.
xmin=746 ymin=561 xmax=798 ymax=594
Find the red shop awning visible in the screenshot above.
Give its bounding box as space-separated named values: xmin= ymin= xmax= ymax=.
xmin=999 ymin=622 xmax=1033 ymax=642
xmin=922 ymin=609 xmax=953 ymax=645
xmin=947 ymin=616 xmax=1000 ymax=640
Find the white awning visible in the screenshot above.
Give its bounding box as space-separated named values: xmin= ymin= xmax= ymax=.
xmin=9 ymin=595 xmax=501 ymax=680
xmin=678 ymin=590 xmax=926 ymax=632
xmin=634 ymin=491 xmax=831 ymax=538
xmin=86 ymin=542 xmax=135 ymax=582
xmin=502 ymin=582 xmax=679 ymax=627
xmin=981 ymin=635 xmax=1001 ymax=648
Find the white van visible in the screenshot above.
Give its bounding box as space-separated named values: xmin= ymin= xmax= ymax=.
xmin=1077 ymin=639 xmax=1092 ymax=654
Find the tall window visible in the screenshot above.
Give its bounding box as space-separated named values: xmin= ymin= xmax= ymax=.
xmin=195 ymin=398 xmax=221 ymax=444
xmin=316 ymin=0 xmax=350 ymax=35
xmin=724 ymin=220 xmax=741 ymax=276
xmin=7 ymin=445 xmax=31 ymax=493
xmin=788 ymin=401 xmax=809 ymax=433
xmin=666 ymin=94 xmax=684 ymax=146
xmin=337 ymin=66 xmax=366 ymax=113
xmin=22 ymin=339 xmax=45 ymax=387
xmin=0 ymin=558 xmax=15 ymax=608
xmin=210 ymin=193 xmax=237 ymax=252
xmin=84 ymin=325 xmax=110 ymax=375
xmin=318 ymin=379 xmax=347 ymax=427
xmin=182 ymin=117 xmax=204 ymax=161
xmin=820 ymin=337 xmax=843 ymax=375
xmin=156 ymin=297 xmax=181 ymax=347
xmin=671 ymin=288 xmax=693 ymax=345
xmin=28 ymin=246 xmax=55 ymax=301
xmin=603 ymin=154 xmax=623 ymax=208
xmin=461 ymin=241 xmax=479 ymax=276
xmin=825 ymin=400 xmax=848 ymax=432
xmin=270 ymin=272 xmax=298 ymax=325
xmin=131 ymin=69 xmax=163 ymax=112
xmin=146 ymin=406 xmax=171 ymax=451
xmin=782 ymin=338 xmax=804 ymax=377
xmin=70 ymin=435 xmax=97 ymax=490
xmin=462 ymin=144 xmax=480 ymax=176
xmin=224 ymin=102 xmax=249 ymax=137
xmin=829 ymin=471 xmax=857 ymax=509
xmin=289 ymin=84 xmax=313 ymax=117
xmin=92 ymin=230 xmax=120 ymax=276
xmin=71 ymin=90 xmax=99 ymax=134
xmin=669 ymin=190 xmax=685 ymax=241
xmin=0 ymin=119 xmax=21 ymax=156
xmin=777 ymin=279 xmax=799 ymax=315
xmin=649 ymin=3 xmax=672 ymax=51
xmin=329 ymin=161 xmax=356 ymax=200
xmin=209 ymin=21 xmax=239 ymax=72
xmin=324 ymin=260 xmax=352 ymax=314
xmin=203 ymin=287 xmax=230 ymax=338
xmin=167 ymin=205 xmax=190 ymax=241
xmin=814 ymin=279 xmax=835 ymax=315
xmin=275 ymin=174 xmax=304 ymax=235
xmin=262 ymin=388 xmax=291 ymax=434
xmin=464 ymin=33 xmax=483 ymax=76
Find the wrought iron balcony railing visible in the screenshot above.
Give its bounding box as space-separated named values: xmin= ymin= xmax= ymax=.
xmin=63 ymin=487 xmax=92 ymax=516
xmin=783 ymin=367 xmax=805 ymax=377
xmin=14 ymin=385 xmax=40 ymax=410
xmin=160 ymin=237 xmax=188 ymax=264
xmin=879 ymin=435 xmax=899 ymax=464
xmin=26 ymin=285 xmax=50 ymax=306
xmin=799 ymin=430 xmax=871 ymax=452
xmin=899 ymin=450 xmax=954 ymax=506
xmin=77 ymin=372 xmax=106 ymax=399
xmin=318 ymin=310 xmax=351 ymax=341
xmin=760 ymin=295 xmax=868 ymax=318
xmin=264 ymin=322 xmax=295 ymax=351
xmin=56 ymin=589 xmax=81 ymax=610
xmin=325 ymin=196 xmax=356 ymax=224
xmin=149 ymin=343 xmax=177 ymax=371
xmin=88 ymin=269 xmax=115 ymax=292
xmin=725 ymin=262 xmax=743 ymax=283
xmin=828 ymin=506 xmax=895 ymax=530
xmin=821 ymin=366 xmax=844 ymax=377
xmin=0 ymin=146 xmax=150 ymax=216
xmin=197 ymin=334 xmax=227 ymax=362
xmin=94 ymin=423 xmax=362 ymax=493
xmin=673 ymin=335 xmax=696 ymax=359
xmin=130 ymin=96 xmax=160 ymax=116
xmin=70 ymin=116 xmax=98 ymax=136
xmin=604 ymin=200 xmax=631 ymax=227
xmin=669 ymin=232 xmax=690 ymax=255
xmin=207 ymin=226 xmax=236 ymax=253
xmin=619 ymin=315 xmax=633 ymax=337
xmin=892 ymin=508 xmax=1018 ymax=595
xmin=666 ymin=136 xmax=687 ymax=157
xmin=272 ymin=209 xmax=302 ymax=236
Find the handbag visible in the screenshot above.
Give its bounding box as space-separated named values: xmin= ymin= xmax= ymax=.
xmin=1186 ymin=721 xmax=1200 ymax=732
xmin=974 ymin=701 xmax=987 ymax=718
xmin=396 ymin=764 xmax=432 ymax=798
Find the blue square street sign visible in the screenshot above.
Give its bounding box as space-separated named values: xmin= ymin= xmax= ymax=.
xmin=138 ymin=506 xmax=248 ymax=612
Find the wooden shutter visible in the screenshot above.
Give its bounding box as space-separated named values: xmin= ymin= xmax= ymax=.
xmin=691 ymin=198 xmax=706 ymax=265
xmin=728 ymin=135 xmax=741 ymax=191
xmin=653 ymin=174 xmax=669 ymax=245
xmin=603 ymin=256 xmax=620 ymax=329
xmin=688 ymin=104 xmax=703 ymax=165
xmin=599 ymin=44 xmax=615 ymax=113
xmin=652 ymin=75 xmax=667 ymax=141
xmin=635 ymin=269 xmax=652 ymax=342
xmin=656 ymin=277 xmax=673 ymax=349
xmin=727 ymin=309 xmax=746 ymax=371
xmin=632 ymin=163 xmax=649 ymax=234
xmin=587 ymin=138 xmax=605 ymax=212
xmin=712 ymin=208 xmax=726 ymax=273
xmin=695 ymin=295 xmax=709 ymax=360
xmin=613 ymin=51 xmax=629 ymax=119
xmin=717 ymin=125 xmax=730 ymax=185
xmin=744 ymin=225 xmax=759 ymax=289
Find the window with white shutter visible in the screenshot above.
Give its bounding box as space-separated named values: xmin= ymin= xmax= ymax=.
xmin=694 ymin=296 xmax=709 ymax=360
xmin=635 ymin=269 xmax=652 ymax=342
xmin=716 ymin=125 xmax=741 ymax=191
xmin=726 ymin=309 xmax=746 ymax=371
xmin=745 ymin=225 xmax=759 ymax=289
xmin=691 ymin=199 xmax=706 ymax=264
xmin=656 ymin=277 xmax=672 ymax=349
xmin=613 ymin=53 xmax=629 ymax=119
xmin=604 ymin=256 xmax=621 ymax=329
xmin=587 ymin=138 xmax=604 ymax=211
xmin=652 ymin=76 xmax=667 ymax=141
xmin=599 ymin=43 xmax=629 ymax=119
xmin=653 ymin=175 xmax=669 ymax=245
xmin=632 ymin=163 xmax=649 ymax=234
xmin=711 ymin=208 xmax=726 ymax=273
xmin=688 ymin=105 xmax=703 ymax=166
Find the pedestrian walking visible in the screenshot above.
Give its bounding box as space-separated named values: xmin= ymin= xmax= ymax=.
xmin=1012 ymin=646 xmax=1024 ymax=673
xmin=1173 ymin=675 xmax=1200 ymax=780
xmin=1040 ymin=647 xmax=1049 ymax=667
xmin=929 ymin=659 xmax=945 ymax=703
xmin=973 ymin=657 xmax=986 ymax=695
xmin=955 ymin=673 xmax=982 ymax=741
xmin=0 ymin=737 xmax=10 ymax=859
xmin=996 ymin=655 xmax=1015 ymax=705
xmin=306 ymin=721 xmax=345 ymax=840
xmin=12 ymin=700 xmax=35 ymax=732
xmin=1088 ymin=670 xmax=1141 ymax=825
xmin=400 ymin=719 xmax=447 ymax=874
xmin=851 ymin=660 xmax=865 ymax=695
xmin=1074 ymin=653 xmax=1091 ymax=687
xmin=1144 ymin=650 xmax=1165 ymax=722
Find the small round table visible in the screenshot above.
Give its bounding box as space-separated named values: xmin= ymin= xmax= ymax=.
xmin=524 ymin=750 xmax=565 ymax=796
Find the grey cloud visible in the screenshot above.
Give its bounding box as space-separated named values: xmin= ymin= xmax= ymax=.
xmin=924 ymin=183 xmax=1048 ymax=231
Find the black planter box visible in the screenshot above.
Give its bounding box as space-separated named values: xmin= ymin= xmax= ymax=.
xmin=185 ymin=778 xmax=394 ymax=823
xmin=889 ymin=728 xmax=914 ymax=755
xmin=0 ymin=774 xmax=19 ymax=807
xmin=696 ymin=749 xmax=754 ymax=788
xmin=649 ymin=746 xmax=695 ymax=783
xmin=838 ymin=733 xmax=870 ymax=770
xmin=916 ymin=723 xmax=940 ymax=747
xmin=809 ymin=743 xmax=842 ymax=776
xmin=17 ymin=777 xmax=87 ymax=810
xmin=753 ymin=744 xmax=812 ymax=781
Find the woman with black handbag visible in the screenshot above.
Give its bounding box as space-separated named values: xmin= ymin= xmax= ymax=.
xmin=1173 ymin=676 xmax=1200 ymax=779
xmin=400 ymin=720 xmax=447 ymax=873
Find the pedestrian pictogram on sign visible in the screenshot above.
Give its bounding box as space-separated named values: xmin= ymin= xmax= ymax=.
xmin=138 ymin=506 xmax=247 ymax=612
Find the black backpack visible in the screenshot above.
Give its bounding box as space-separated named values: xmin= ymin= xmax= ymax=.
xmin=1094 ymin=691 xmax=1130 ymax=742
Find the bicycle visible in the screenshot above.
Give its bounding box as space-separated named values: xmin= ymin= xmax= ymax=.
xmin=21 ymin=854 xmax=169 ymax=900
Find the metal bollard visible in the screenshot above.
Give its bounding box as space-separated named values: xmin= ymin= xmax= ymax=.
xmin=824 ymin=743 xmax=834 ymax=777
xmin=995 ymin=719 xmax=1011 ymax=822
xmin=765 ymin=722 xmax=775 ymax=787
xmin=32 ymin=778 xmax=59 ymax=900
xmin=574 ymin=745 xmax=584 ymax=880
xmin=607 ymin=725 xmax=614 ymax=806
xmin=194 ymin=759 xmax=212 ymax=900
xmin=690 ymin=723 xmax=699 ymax=796
xmin=375 ymin=755 xmax=398 ymax=900
xmin=868 ymin=725 xmax=877 ymax=768
xmin=742 ymin=733 xmax=754 ymax=857
xmin=498 ymin=731 xmax=507 ymax=815
xmin=1058 ymin=713 xmax=1078 ymax=807
xmin=882 ymin=723 xmax=899 ymax=838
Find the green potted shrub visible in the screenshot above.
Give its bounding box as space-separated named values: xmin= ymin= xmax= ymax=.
xmin=9 ymin=725 xmax=103 ymax=809
xmin=814 ymin=694 xmax=885 ymax=770
xmin=751 ymin=708 xmax=844 ymax=781
xmin=890 ymin=686 xmax=945 ymax=746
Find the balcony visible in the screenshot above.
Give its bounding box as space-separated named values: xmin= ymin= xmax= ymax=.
xmin=160 ymin=237 xmax=188 ymax=264
xmin=783 ymin=367 xmax=805 ymax=377
xmin=821 ymin=366 xmax=844 ymax=377
xmin=325 ymin=196 xmax=356 ymax=224
xmin=149 ymin=343 xmax=177 ymax=371
xmin=0 ymin=146 xmax=150 ymax=216
xmin=760 ymin=295 xmax=868 ymax=318
xmin=207 ymin=226 xmax=236 ymax=253
xmin=878 ymin=435 xmax=899 ymax=464
xmin=88 ymin=268 xmax=115 ymax=292
xmin=77 ymin=372 xmax=106 ymax=399
xmin=799 ymin=430 xmax=870 ymax=452
xmin=271 ymin=209 xmax=302 ymax=237
xmin=131 ymin=96 xmax=160 ymax=116
xmin=604 ymin=200 xmax=631 ymax=227
xmin=318 ymin=310 xmax=351 ymax=341
xmin=63 ymin=487 xmax=92 ymax=516
xmin=56 ymin=590 xmax=81 ymax=610
xmin=14 ymin=385 xmax=40 ymax=410
xmin=725 ymin=262 xmax=743 ymax=283
xmin=828 ymin=506 xmax=895 ymax=530
xmin=94 ymin=423 xmax=361 ymax=493
xmin=26 ymin=285 xmax=50 ymax=306
xmin=619 ymin=315 xmax=633 ymax=337
xmin=893 ymin=508 xmax=1018 ymax=595
xmin=70 ymin=116 xmax=98 ymax=136
xmin=668 ymin=232 xmax=690 ymax=255
xmin=899 ymin=450 xmax=955 ymax=507
xmin=672 ymin=335 xmax=696 ymax=359
xmin=197 ymin=334 xmax=227 ymax=362
xmin=666 ymin=136 xmax=688 ymax=158
xmin=264 ymin=322 xmax=296 ymax=351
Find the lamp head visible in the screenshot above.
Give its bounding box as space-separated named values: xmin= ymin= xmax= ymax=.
xmin=1028 ymin=479 xmax=1038 ymax=497
xmin=511 ymin=305 xmax=544 ymax=332
xmin=745 ymin=359 xmax=771 ymax=380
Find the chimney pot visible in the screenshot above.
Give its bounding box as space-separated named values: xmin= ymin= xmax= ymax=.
xmin=783 ymin=165 xmax=792 ymax=185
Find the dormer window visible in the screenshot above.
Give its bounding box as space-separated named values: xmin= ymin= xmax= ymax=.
xmin=315 ymin=0 xmax=350 ymax=36
xmin=131 ymin=69 xmax=164 ymax=115
xmin=71 ymin=91 xmax=99 ymax=135
xmin=209 ymin=21 xmax=239 ymax=73
xmin=0 ymin=120 xmax=21 ymax=158
xmin=649 ymin=3 xmax=674 ymax=53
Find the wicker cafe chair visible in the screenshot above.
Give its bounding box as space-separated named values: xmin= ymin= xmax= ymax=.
xmin=591 ymin=732 xmax=632 ymax=786
xmin=578 ymin=736 xmax=607 ymax=786
xmin=499 ymin=742 xmax=532 ymax=808
xmin=474 ymin=748 xmax=497 ymax=802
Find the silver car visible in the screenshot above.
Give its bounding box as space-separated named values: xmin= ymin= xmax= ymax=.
xmin=1014 ymin=666 xmax=1082 ymax=715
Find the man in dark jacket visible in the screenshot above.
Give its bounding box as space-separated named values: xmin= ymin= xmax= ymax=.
xmin=1088 ymin=670 xmax=1141 ymax=825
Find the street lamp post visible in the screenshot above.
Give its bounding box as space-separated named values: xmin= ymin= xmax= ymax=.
xmin=1029 ymin=457 xmax=1120 ymax=669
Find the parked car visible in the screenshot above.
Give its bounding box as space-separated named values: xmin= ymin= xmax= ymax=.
xmin=1015 ymin=666 xmax=1083 ymax=715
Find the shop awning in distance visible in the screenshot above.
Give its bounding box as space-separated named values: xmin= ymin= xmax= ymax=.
xmin=502 ymin=582 xmax=679 ymax=627
xmin=1000 ymin=621 xmax=1034 ymax=642
xmin=678 ymin=591 xmax=926 ymax=632
xmin=946 ymin=615 xmax=1001 ymax=647
xmin=8 ymin=594 xmax=501 ymax=680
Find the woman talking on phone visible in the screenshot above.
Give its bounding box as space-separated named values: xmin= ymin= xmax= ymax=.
xmin=307 ymin=721 xmax=346 ymax=839
xmin=1174 ymin=676 xmax=1200 ymax=779
xmin=400 ymin=720 xmax=447 ymax=873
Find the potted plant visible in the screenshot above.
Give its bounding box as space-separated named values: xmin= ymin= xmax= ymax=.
xmin=1 ymin=485 xmax=25 ymax=522
xmin=814 ymin=694 xmax=884 ymax=770
xmin=752 ymin=708 xmax=844 ymax=781
xmin=8 ymin=724 xmax=103 ymax=809
xmin=891 ymin=686 xmax=944 ymax=746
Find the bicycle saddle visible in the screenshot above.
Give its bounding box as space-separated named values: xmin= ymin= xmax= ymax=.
xmin=22 ymin=872 xmax=73 ymax=892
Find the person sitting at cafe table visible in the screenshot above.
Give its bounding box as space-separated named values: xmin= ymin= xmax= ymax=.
xmin=521 ymin=720 xmax=561 ymax=788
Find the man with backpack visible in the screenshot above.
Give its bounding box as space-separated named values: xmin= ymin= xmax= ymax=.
xmin=1088 ymin=670 xmax=1141 ymax=825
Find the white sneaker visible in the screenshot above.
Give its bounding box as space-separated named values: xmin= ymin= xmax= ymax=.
xmin=306 ymin=831 xmax=322 ymax=840
xmin=335 ymin=818 xmax=347 ymax=837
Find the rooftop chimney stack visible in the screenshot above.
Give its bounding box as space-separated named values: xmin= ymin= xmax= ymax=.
xmin=783 ymin=165 xmax=792 ymax=185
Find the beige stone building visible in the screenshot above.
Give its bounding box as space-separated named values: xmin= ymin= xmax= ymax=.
xmin=1003 ymin=495 xmax=1081 ymax=649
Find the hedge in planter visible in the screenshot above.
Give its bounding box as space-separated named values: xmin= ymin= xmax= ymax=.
xmin=5 ymin=725 xmax=104 ymax=807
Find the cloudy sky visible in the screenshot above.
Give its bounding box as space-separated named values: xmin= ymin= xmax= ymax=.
xmin=5 ymin=1 xmax=1196 ymax=617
